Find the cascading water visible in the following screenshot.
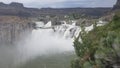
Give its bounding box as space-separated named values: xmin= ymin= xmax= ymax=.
xmin=54 ymin=21 xmax=81 ymax=39
xmin=0 ymin=20 xmax=106 ymax=68
xmin=30 ymin=21 xmax=74 ymax=54
xmin=17 ymin=21 xmax=77 ymax=64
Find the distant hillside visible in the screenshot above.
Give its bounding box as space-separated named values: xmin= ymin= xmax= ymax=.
xmin=0 ymin=2 xmax=111 ymax=18
xmin=39 ymin=8 xmax=111 ymax=18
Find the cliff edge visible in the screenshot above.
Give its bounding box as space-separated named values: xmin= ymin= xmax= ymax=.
xmin=113 ymin=0 xmax=120 ymax=10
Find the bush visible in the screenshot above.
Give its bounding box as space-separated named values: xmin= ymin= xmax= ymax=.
xmin=72 ymin=14 xmax=120 ymax=68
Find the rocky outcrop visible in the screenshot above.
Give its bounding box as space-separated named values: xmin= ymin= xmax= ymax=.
xmin=0 ymin=2 xmax=24 ymax=8
xmin=99 ymin=13 xmax=114 ymax=22
xmin=0 ymin=2 xmax=7 ymax=7
xmin=0 ymin=2 xmax=33 ymax=17
xmin=76 ymin=19 xmax=96 ymax=26
xmin=9 ymin=2 xmax=24 ymax=8
xmin=0 ymin=16 xmax=33 ymax=45
xmin=113 ymin=0 xmax=120 ymax=10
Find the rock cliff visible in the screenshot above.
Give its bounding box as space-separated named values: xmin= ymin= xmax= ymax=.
xmin=0 ymin=16 xmax=33 ymax=45
xmin=0 ymin=2 xmax=24 ymax=8
xmin=0 ymin=2 xmax=111 ymax=18
xmin=9 ymin=2 xmax=24 ymax=8
xmin=113 ymin=0 xmax=120 ymax=10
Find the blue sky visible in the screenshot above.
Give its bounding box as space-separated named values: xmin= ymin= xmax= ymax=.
xmin=0 ymin=0 xmax=117 ymax=8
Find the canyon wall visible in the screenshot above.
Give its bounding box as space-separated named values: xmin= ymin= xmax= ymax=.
xmin=113 ymin=0 xmax=120 ymax=10
xmin=0 ymin=16 xmax=33 ymax=46
xmin=0 ymin=2 xmax=111 ymax=18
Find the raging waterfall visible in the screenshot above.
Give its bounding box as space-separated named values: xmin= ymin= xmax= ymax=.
xmin=0 ymin=20 xmax=105 ymax=68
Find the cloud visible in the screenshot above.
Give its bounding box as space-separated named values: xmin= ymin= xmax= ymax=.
xmin=0 ymin=0 xmax=117 ymax=8
xmin=0 ymin=0 xmax=66 ymax=4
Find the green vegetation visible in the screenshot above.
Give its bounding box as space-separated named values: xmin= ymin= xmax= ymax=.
xmin=72 ymin=13 xmax=120 ymax=68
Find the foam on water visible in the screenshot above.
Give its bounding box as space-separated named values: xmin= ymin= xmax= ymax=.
xmin=17 ymin=21 xmax=75 ymax=63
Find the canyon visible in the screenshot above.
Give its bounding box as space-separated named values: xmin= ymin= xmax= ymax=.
xmin=0 ymin=0 xmax=119 ymax=68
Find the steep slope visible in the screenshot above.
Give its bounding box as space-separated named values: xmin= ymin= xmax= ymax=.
xmin=113 ymin=0 xmax=120 ymax=10
xmin=0 ymin=16 xmax=33 ymax=45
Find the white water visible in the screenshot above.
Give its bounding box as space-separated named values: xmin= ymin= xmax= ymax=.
xmin=23 ymin=20 xmax=105 ymax=59
xmin=0 ymin=20 xmax=106 ymax=67
xmin=17 ymin=21 xmax=76 ymax=64
xmin=23 ymin=20 xmax=106 ymax=59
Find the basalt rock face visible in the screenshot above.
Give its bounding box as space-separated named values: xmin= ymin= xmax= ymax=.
xmin=0 ymin=2 xmax=111 ymax=18
xmin=0 ymin=2 xmax=24 ymax=8
xmin=9 ymin=2 xmax=24 ymax=8
xmin=0 ymin=2 xmax=7 ymax=7
xmin=113 ymin=0 xmax=120 ymax=10
xmin=0 ymin=16 xmax=33 ymax=45
xmin=0 ymin=2 xmax=33 ymax=17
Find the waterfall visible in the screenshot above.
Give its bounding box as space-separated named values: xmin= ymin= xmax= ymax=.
xmin=44 ymin=21 xmax=52 ymax=27
xmin=15 ymin=20 xmax=105 ymax=67
xmin=17 ymin=21 xmax=77 ymax=62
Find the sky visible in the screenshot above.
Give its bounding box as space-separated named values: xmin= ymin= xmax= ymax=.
xmin=0 ymin=0 xmax=117 ymax=8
